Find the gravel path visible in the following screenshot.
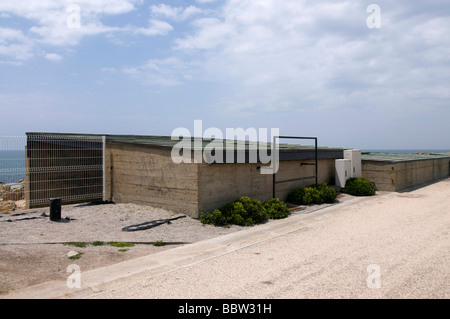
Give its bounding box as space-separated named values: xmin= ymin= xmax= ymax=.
xmin=91 ymin=178 xmax=450 ymax=299
xmin=0 ymin=198 xmax=347 ymax=296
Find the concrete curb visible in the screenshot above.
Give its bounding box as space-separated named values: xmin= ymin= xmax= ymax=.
xmin=3 ymin=192 xmax=394 ymax=299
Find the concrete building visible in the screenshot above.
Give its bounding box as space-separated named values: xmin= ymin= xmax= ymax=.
xmin=25 ymin=133 xmax=345 ymax=218
xmin=361 ymin=152 xmax=450 ymax=192
xmin=25 ymin=133 xmax=449 ymax=217
xmin=103 ymin=135 xmax=344 ymax=217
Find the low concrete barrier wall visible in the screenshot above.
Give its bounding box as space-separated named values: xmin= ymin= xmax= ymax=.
xmin=362 ymin=157 xmax=450 ymax=192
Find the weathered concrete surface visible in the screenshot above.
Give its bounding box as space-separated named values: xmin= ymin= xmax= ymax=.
xmin=198 ymin=159 xmax=336 ymax=214
xmin=106 ymin=141 xmax=338 ymax=218
xmin=363 ymin=158 xmax=450 ymax=191
xmin=105 ymin=143 xmax=200 ymax=217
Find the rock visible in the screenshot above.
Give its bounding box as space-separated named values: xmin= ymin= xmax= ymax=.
xmin=8 ymin=188 xmax=24 ymax=201
xmin=0 ymin=201 xmax=16 ymax=212
xmin=67 ymin=251 xmax=79 ymax=258
xmin=0 ymin=184 xmax=24 ymax=201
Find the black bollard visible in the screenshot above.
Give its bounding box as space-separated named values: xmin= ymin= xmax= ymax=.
xmin=49 ymin=198 xmax=61 ymax=221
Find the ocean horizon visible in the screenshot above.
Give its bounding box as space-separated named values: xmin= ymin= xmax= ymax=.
xmin=0 ymin=150 xmax=26 ymax=184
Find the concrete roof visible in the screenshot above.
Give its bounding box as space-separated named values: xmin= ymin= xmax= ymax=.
xmin=26 ymin=132 xmax=345 ymax=152
xmin=26 ymin=132 xmax=346 ymax=162
xmin=361 ymin=152 xmax=450 ymax=163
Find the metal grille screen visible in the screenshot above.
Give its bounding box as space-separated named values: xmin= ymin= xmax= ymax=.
xmin=26 ymin=134 xmax=104 ymax=207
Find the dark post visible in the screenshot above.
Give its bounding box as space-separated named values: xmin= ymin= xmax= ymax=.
xmin=272 ymin=136 xmax=319 ymax=198
xmin=273 ymin=135 xmax=276 ymax=199
xmin=315 ymin=138 xmax=318 ymax=186
xmin=49 ymin=198 xmax=61 ymax=221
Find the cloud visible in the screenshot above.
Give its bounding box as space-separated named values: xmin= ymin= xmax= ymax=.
xmin=150 ymin=4 xmax=203 ymax=21
xmin=122 ymin=57 xmax=199 ymax=86
xmin=164 ymin=0 xmax=450 ymax=117
xmin=174 ymin=18 xmax=235 ymax=50
xmin=130 ymin=19 xmax=173 ymax=36
xmin=0 ymin=27 xmax=34 ymax=60
xmin=101 ymin=67 xmax=117 ymax=73
xmin=0 ymin=1 xmax=139 ymax=45
xmin=0 ymin=0 xmax=171 ymax=60
xmin=44 ymin=53 xmax=63 ymax=62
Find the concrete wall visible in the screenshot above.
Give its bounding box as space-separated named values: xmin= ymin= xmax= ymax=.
xmin=361 ymin=162 xmax=396 ymax=192
xmin=362 ymin=158 xmax=450 ymax=192
xmin=105 ymin=143 xmax=199 ymax=216
xmin=197 ymin=159 xmax=336 ymax=215
xmin=105 ymin=143 xmax=338 ymax=218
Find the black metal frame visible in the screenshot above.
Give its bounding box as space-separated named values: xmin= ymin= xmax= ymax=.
xmin=272 ymin=136 xmax=318 ymax=198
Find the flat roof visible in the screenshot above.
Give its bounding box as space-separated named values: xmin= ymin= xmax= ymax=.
xmin=361 ymin=152 xmax=450 ymax=163
xmin=26 ymin=132 xmax=345 ymax=162
xmin=26 ymin=132 xmax=344 ymax=152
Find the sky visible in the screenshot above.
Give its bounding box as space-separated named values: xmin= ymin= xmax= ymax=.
xmin=0 ymin=0 xmax=449 ymax=150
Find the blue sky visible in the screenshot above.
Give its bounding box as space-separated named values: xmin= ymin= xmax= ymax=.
xmin=0 ymin=0 xmax=449 ymax=150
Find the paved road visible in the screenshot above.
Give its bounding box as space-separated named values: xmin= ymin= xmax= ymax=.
xmin=91 ymin=178 xmax=449 ymax=299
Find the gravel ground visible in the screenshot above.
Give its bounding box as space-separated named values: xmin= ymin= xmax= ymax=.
xmin=0 ymin=198 xmax=348 ymax=296
xmin=0 ymin=202 xmax=244 ymax=245
xmin=0 ymin=202 xmax=243 ymax=296
xmin=89 ymin=179 xmax=450 ymax=299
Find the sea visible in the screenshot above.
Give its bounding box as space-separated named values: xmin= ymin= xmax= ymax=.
xmin=0 ymin=150 xmax=26 ymax=184
xmin=1 ymin=149 xmax=449 ymax=184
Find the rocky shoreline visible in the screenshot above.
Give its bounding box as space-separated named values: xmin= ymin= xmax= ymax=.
xmin=0 ymin=179 xmax=25 ymax=212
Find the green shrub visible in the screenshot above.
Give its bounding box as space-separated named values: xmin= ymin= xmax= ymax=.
xmin=321 ymin=187 xmax=337 ymax=203
xmin=221 ymin=196 xmax=267 ymax=226
xmin=343 ymin=177 xmax=376 ymax=196
xmin=201 ymin=196 xmax=271 ymax=226
xmin=263 ymin=198 xmax=290 ymax=219
xmin=310 ymin=182 xmax=337 ymax=203
xmin=287 ymin=187 xmax=306 ymax=204
xmin=201 ymin=196 xmax=293 ymax=227
xmin=287 ymin=183 xmax=337 ymax=205
xmin=303 ymin=187 xmax=323 ymax=204
xmin=200 ymin=209 xmax=227 ymax=226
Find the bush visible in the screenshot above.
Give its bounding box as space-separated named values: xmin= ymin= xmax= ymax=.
xmin=302 ymin=187 xmax=323 ymax=205
xmin=287 ymin=187 xmax=306 ymax=204
xmin=321 ymin=187 xmax=337 ymax=203
xmin=263 ymin=198 xmax=290 ymax=219
xmin=199 ymin=209 xmax=227 ymax=226
xmin=311 ymin=182 xmax=337 ymax=203
xmin=287 ymin=183 xmax=337 ymax=205
xmin=200 ymin=196 xmax=291 ymax=226
xmin=221 ymin=196 xmax=267 ymax=226
xmin=200 ymin=197 xmax=267 ymax=226
xmin=343 ymin=177 xmax=376 ymax=196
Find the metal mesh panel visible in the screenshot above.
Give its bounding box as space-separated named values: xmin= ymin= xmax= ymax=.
xmin=0 ymin=135 xmax=105 ymax=211
xmin=0 ymin=136 xmax=27 ymax=211
xmin=26 ymin=134 xmax=104 ymax=207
